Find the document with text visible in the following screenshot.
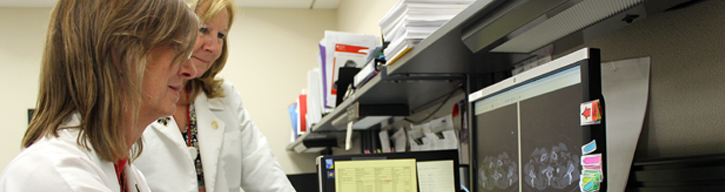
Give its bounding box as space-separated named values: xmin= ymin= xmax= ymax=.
xmin=417 ymin=160 xmax=455 ymax=192
xmin=335 ymin=159 xmax=417 ymax=192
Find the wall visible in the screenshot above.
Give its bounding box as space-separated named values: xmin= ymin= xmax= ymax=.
xmin=573 ymin=0 xmax=725 ymax=159
xmin=0 ymin=7 xmax=49 ymax=171
xmin=336 ymin=0 xmax=397 ymax=37
xmin=0 ymin=7 xmax=337 ymax=175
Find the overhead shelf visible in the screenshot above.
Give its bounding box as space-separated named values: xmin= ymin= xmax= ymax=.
xmin=311 ymin=68 xmax=465 ymax=132
xmin=287 ymin=69 xmax=463 ymax=152
xmin=286 ymin=132 xmax=340 ymax=154
xmin=287 ymin=0 xmax=695 ymax=152
xmin=386 ymin=0 xmax=693 ymax=76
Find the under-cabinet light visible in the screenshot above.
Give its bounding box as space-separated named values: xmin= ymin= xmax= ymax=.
xmin=491 ymin=0 xmax=643 ymax=53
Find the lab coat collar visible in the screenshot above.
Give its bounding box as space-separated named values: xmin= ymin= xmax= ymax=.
xmin=101 ymin=160 xmax=150 ymax=192
xmin=207 ymin=95 xmax=226 ymax=111
xmin=62 ymin=112 xmax=82 ymax=127
xmin=58 ymin=113 xmax=145 ymax=192
xmin=148 ymin=118 xmax=188 ymax=152
xmin=122 ymin=164 xmax=150 ymax=192
xmin=194 ymin=92 xmax=227 ymax=192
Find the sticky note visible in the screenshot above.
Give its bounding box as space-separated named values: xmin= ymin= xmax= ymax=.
xmin=582 ymin=140 xmax=597 ymax=154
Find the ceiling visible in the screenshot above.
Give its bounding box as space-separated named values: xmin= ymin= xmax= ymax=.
xmin=0 ymin=0 xmax=341 ymax=9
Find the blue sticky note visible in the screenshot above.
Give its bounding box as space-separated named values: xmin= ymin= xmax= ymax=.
xmin=582 ymin=140 xmax=597 ymax=154
xmin=582 ymin=180 xmax=593 ymax=191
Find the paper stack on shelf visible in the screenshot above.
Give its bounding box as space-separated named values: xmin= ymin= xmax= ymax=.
xmin=306 ymin=68 xmax=324 ymax=129
xmin=379 ymin=0 xmax=478 ymax=65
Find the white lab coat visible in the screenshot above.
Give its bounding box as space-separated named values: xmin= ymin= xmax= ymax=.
xmin=0 ymin=113 xmax=151 ymax=192
xmin=134 ymin=81 xmax=295 ymax=192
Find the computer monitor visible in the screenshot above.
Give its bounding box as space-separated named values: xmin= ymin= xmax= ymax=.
xmin=469 ymin=48 xmax=605 ymax=192
xmin=318 ymin=150 xmax=460 ymax=192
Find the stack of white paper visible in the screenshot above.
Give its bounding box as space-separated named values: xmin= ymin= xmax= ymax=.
xmin=379 ymin=0 xmax=479 ymax=65
xmin=306 ymin=68 xmax=324 ymax=129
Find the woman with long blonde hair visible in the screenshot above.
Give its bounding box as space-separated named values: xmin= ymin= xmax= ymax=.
xmin=0 ymin=0 xmax=199 ymax=191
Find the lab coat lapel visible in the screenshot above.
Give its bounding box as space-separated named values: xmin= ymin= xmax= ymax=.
xmin=125 ymin=165 xmax=151 ymax=192
xmin=83 ymin=143 xmax=120 ymax=192
xmin=100 ymin=162 xmax=122 ymax=192
xmin=149 ymin=119 xmax=188 ymax=152
xmin=194 ymin=93 xmax=226 ymax=192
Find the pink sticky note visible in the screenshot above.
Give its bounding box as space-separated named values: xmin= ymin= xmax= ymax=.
xmin=582 ymin=154 xmax=601 ymax=165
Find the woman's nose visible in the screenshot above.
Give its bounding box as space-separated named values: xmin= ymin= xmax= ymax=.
xmin=200 ymin=34 xmax=221 ymax=53
xmin=178 ymin=59 xmax=197 ymax=79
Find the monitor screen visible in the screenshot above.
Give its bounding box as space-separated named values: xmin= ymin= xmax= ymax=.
xmin=318 ymin=150 xmax=460 ymax=192
xmin=469 ymin=48 xmax=605 ymax=192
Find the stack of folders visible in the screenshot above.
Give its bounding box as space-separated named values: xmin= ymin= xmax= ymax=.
xmin=289 ymin=68 xmax=326 ymax=141
xmin=287 ymin=91 xmax=308 ymax=141
xmin=318 ymin=31 xmax=379 ymax=109
xmin=378 ymin=0 xmax=476 ymax=65
xmin=287 ymin=103 xmax=298 ymax=141
xmin=296 ymin=90 xmax=307 ymax=138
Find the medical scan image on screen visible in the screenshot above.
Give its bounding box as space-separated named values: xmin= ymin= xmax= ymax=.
xmin=476 ymin=105 xmax=519 ymax=192
xmin=476 ymin=104 xmax=520 ymax=192
xmin=475 ymin=65 xmax=585 ymax=192
xmin=519 ymin=84 xmax=582 ymax=192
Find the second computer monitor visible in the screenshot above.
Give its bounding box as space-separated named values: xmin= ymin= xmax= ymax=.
xmin=469 ymin=48 xmax=605 ymax=192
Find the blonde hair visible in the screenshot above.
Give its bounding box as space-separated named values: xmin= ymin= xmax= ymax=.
xmin=187 ymin=0 xmax=236 ymax=100
xmin=23 ymin=0 xmax=199 ymax=161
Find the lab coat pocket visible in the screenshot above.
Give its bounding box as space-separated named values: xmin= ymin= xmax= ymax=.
xmin=221 ymin=130 xmax=242 ymax=188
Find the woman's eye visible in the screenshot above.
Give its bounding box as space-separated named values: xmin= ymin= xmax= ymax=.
xmin=217 ymin=32 xmax=226 ymax=39
xmin=169 ymin=42 xmax=182 ymax=50
xmin=199 ymin=27 xmax=208 ymax=33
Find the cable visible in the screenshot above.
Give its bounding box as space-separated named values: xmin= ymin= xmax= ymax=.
xmin=404 ymin=87 xmax=462 ymax=124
